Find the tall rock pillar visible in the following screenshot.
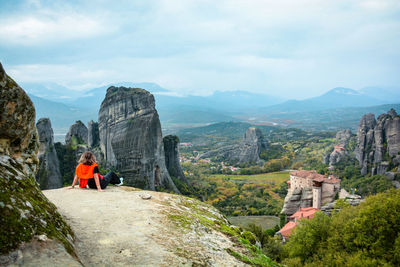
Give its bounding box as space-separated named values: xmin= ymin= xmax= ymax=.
xmin=163 ymin=135 xmax=187 ymax=184
xmin=36 ymin=118 xmax=63 ymax=189
xmin=98 ymin=86 xmax=178 ymax=192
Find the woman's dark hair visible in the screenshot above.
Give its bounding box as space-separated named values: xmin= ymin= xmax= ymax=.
xmin=79 ymin=151 xmax=97 ymax=165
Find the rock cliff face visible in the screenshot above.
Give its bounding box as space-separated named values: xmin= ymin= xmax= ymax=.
xmin=99 ymin=86 xmax=178 ymax=192
xmin=281 ymin=188 xmax=313 ymax=216
xmin=335 ymin=129 xmax=352 ymax=147
xmin=163 ymin=135 xmax=187 ymax=184
xmin=355 ymin=109 xmax=400 ymax=176
xmin=65 ymin=120 xmax=88 ymax=145
xmin=200 ymin=127 xmax=266 ymax=164
xmin=0 ymin=62 xmax=77 ymax=265
xmin=36 ymin=118 xmax=63 ymax=189
xmin=324 ymin=129 xmax=352 ymax=167
xmin=87 ymin=120 xmax=99 ymax=148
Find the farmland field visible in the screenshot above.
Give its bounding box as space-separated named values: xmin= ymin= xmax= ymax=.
xmin=201 ymin=171 xmax=290 ymax=216
xmin=228 ymin=215 xmax=280 ymax=230
xmin=208 ymin=171 xmax=290 ymax=184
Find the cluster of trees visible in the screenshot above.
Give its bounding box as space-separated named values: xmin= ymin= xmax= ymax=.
xmin=281 ymin=189 xmax=400 ymax=266
xmin=239 ymin=189 xmax=400 ymax=266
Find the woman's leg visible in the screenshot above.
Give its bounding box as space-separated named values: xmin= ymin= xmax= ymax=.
xmin=108 ymin=172 xmax=121 ymax=184
xmin=101 ymin=172 xmax=121 ymax=188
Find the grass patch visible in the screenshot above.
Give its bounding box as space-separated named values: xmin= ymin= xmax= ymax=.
xmin=209 ymin=171 xmax=290 ymax=184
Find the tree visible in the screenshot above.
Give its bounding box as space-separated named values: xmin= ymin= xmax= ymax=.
xmin=284 ymin=212 xmax=331 ymax=263
xmin=282 ymin=189 xmax=400 ymax=266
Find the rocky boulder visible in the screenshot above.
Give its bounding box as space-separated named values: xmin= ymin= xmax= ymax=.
xmin=200 ymin=127 xmax=266 ymax=165
xmin=0 ymin=62 xmax=78 ymax=265
xmin=163 ymin=135 xmax=187 ymax=184
xmin=65 ymin=120 xmax=88 ymax=146
xmin=35 ymin=118 xmax=63 ymax=189
xmin=98 ymin=86 xmax=178 ymax=192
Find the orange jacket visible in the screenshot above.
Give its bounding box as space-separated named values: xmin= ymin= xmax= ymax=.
xmin=76 ymin=163 xmax=98 ymax=188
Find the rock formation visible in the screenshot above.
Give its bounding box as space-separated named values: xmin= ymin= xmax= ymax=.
xmin=200 ymin=127 xmax=266 ymax=165
xmin=321 ymin=190 xmax=363 ymax=216
xmin=65 ymin=120 xmax=88 ymax=145
xmin=0 ymin=62 xmax=77 ymax=265
xmin=36 ymin=118 xmax=63 ymax=189
xmin=87 ymin=120 xmax=99 ymax=148
xmin=324 ymin=129 xmax=352 ymax=167
xmin=335 ymin=129 xmax=352 ymax=147
xmin=98 ymin=86 xmax=178 ymax=192
xmin=281 ymin=187 xmax=313 ymax=216
xmin=163 ymin=135 xmax=187 ymax=184
xmin=355 ymin=109 xmax=400 ymax=176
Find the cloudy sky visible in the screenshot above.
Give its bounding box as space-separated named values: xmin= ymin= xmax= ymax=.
xmin=0 ymin=0 xmax=399 ymax=98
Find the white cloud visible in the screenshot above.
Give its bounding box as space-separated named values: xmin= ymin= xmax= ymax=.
xmin=1 ymin=0 xmax=399 ymax=99
xmin=0 ymin=11 xmax=114 ymax=45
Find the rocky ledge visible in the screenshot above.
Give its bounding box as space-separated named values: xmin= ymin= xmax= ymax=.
xmin=43 ymin=186 xmax=277 ymax=266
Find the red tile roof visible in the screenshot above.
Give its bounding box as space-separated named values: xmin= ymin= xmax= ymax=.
xmin=335 ymin=146 xmax=345 ymax=150
xmin=290 ymin=207 xmax=319 ymax=221
xmin=279 ymin=207 xmax=321 ymax=239
xmin=278 ymin=221 xmax=297 ymax=239
xmin=290 ymin=170 xmax=340 ymax=184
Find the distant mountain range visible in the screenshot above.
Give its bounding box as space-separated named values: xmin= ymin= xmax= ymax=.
xmin=255 ymin=87 xmax=400 ymax=114
xmin=28 ymin=94 xmax=97 ymax=130
xmin=24 ymin=82 xmax=400 ymax=140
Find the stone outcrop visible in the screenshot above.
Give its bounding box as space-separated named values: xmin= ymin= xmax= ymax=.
xmin=65 ymin=120 xmax=88 ymax=145
xmin=324 ymin=129 xmax=352 ymax=167
xmin=0 ymin=62 xmax=78 ymax=265
xmin=335 ymin=129 xmax=352 ymax=147
xmin=163 ymin=135 xmax=187 ymax=184
xmin=87 ymin=120 xmax=99 ymax=148
xmin=281 ymin=188 xmax=313 ymax=216
xmin=321 ymin=192 xmax=363 ymax=216
xmin=43 ymin=186 xmax=269 ymax=266
xmin=99 ymin=86 xmax=178 ymax=192
xmin=200 ymin=127 xmax=266 ymax=165
xmin=35 ymin=118 xmax=63 ymax=189
xmin=355 ymin=109 xmax=400 ymax=176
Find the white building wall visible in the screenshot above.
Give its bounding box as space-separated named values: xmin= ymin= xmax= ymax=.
xmin=313 ymin=186 xmax=322 ymax=209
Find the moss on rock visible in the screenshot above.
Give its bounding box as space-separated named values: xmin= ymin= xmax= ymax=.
xmin=162 ymin=194 xmax=279 ymax=266
xmin=0 ymin=156 xmax=75 ymax=255
xmin=0 ymin=62 xmax=76 ymax=257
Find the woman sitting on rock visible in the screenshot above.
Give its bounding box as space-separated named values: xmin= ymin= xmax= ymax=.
xmin=69 ymin=151 xmax=123 ymax=192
